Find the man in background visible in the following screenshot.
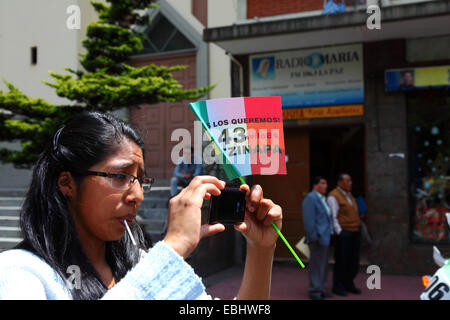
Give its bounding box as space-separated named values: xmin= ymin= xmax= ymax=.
xmin=302 ymin=176 xmax=333 ymax=300
xmin=327 ymin=173 xmax=361 ymax=296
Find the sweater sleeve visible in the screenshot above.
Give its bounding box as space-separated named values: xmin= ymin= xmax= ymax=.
xmin=0 ymin=268 xmax=48 ymax=299
xmin=102 ymin=241 xmax=208 ymax=300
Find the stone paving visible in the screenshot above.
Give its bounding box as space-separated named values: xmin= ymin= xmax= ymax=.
xmin=205 ymin=263 xmax=425 ymax=300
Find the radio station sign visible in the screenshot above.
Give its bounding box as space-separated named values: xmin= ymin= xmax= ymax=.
xmin=250 ymin=43 xmax=364 ymax=108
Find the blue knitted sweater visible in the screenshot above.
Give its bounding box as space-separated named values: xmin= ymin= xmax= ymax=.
xmin=0 ymin=241 xmax=211 ymax=300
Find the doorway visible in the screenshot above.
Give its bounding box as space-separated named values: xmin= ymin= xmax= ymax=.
xmin=310 ymin=125 xmax=366 ymax=198
xmin=251 ymin=128 xmax=310 ymax=258
xmin=252 ymin=124 xmax=366 ymax=260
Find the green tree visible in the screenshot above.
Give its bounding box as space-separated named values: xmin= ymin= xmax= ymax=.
xmin=0 ymin=0 xmax=212 ymax=168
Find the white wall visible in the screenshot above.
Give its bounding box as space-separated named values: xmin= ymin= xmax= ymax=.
xmin=0 ymin=0 xmax=82 ymax=104
xmin=166 ymin=0 xmax=203 ymax=34
xmin=208 ymin=0 xmax=238 ymax=99
xmin=0 ymin=0 xmax=99 ymax=189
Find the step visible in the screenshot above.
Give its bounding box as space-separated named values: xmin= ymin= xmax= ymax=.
xmin=148 ymin=233 xmax=164 ymax=244
xmin=0 ymin=189 xmax=27 ymax=197
xmin=140 ymin=197 xmax=168 ymax=209
xmin=0 ymin=237 xmax=22 ymax=250
xmin=142 ymin=219 xmax=166 ymax=232
xmin=138 ymin=207 xmax=168 ymax=220
xmin=0 ymin=216 xmax=20 ymax=227
xmin=0 ymin=197 xmax=25 ymax=207
xmin=0 ymin=226 xmax=22 ymax=238
xmin=0 ymin=207 xmax=21 ymax=216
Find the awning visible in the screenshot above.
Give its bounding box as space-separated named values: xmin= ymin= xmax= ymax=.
xmin=203 ymin=0 xmax=450 ymax=55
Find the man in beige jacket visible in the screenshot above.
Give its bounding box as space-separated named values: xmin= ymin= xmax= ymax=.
xmin=327 ymin=173 xmax=361 ymax=296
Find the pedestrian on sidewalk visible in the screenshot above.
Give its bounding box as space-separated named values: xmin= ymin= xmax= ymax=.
xmin=302 ymin=176 xmax=333 ymax=300
xmin=327 ymin=173 xmax=362 ymax=296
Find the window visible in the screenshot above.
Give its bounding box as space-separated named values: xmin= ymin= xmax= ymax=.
xmin=31 ymin=46 xmax=37 ymax=65
xmin=141 ymin=14 xmax=195 ymax=55
xmin=408 ymin=89 xmax=450 ymax=243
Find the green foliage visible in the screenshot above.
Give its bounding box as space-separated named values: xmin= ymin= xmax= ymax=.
xmin=0 ymin=0 xmax=212 ymax=169
xmin=44 ymin=65 xmax=214 ymax=111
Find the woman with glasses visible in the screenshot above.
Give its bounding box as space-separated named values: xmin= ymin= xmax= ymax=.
xmin=0 ymin=111 xmax=282 ymax=300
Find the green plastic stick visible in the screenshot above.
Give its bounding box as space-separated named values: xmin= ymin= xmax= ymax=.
xmin=238 ymin=176 xmax=305 ymax=269
xmin=188 ymin=102 xmax=305 ymax=269
xmin=271 ymin=222 xmax=305 ymax=269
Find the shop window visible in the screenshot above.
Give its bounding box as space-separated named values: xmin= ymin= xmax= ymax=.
xmin=141 ymin=14 xmax=195 ymax=55
xmin=408 ymin=90 xmax=450 ymax=243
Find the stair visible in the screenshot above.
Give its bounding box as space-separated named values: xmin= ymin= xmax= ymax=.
xmin=137 ymin=186 xmax=171 ymax=244
xmin=0 ymin=191 xmax=25 ymax=252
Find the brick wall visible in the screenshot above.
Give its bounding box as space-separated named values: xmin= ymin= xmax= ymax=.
xmin=130 ymin=52 xmax=197 ymax=179
xmin=192 ymin=0 xmax=208 ymax=26
xmin=247 ymin=0 xmax=323 ymax=18
xmin=363 ymin=39 xmax=439 ymax=275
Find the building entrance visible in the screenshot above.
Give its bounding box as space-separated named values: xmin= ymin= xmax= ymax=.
xmin=310 ymin=125 xmax=366 ymax=198
xmin=252 ymin=124 xmax=366 ymax=260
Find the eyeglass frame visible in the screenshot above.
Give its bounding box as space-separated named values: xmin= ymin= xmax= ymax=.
xmin=74 ymin=170 xmax=155 ymax=193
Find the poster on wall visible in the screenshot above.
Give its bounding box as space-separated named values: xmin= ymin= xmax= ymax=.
xmin=385 ymin=65 xmax=450 ymax=92
xmin=249 ymin=43 xmax=364 ymax=108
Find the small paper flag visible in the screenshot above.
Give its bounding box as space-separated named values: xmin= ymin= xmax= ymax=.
xmin=189 ymin=97 xmax=305 ymax=269
xmin=189 ymin=96 xmax=287 ymax=180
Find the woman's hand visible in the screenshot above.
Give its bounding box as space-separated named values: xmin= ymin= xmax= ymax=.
xmin=164 ymin=176 xmax=226 ymax=259
xmin=234 ymin=184 xmax=282 ymax=250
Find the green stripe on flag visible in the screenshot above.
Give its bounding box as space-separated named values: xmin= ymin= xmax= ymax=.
xmin=189 ymin=101 xmax=241 ymax=181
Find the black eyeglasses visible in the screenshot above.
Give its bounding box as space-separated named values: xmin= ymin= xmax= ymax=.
xmin=77 ymin=170 xmax=155 ymax=193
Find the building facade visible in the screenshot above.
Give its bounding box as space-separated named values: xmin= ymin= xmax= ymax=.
xmin=203 ymin=0 xmax=450 ymax=275
xmin=1 ymin=0 xmax=449 ymax=276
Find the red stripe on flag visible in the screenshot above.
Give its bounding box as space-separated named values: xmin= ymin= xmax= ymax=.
xmin=243 ymin=96 xmax=286 ymax=175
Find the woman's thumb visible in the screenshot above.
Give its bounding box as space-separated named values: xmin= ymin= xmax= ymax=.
xmin=200 ymin=223 xmax=225 ymax=239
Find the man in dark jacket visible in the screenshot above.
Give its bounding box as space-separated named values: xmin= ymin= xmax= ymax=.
xmin=302 ymin=176 xmax=333 ymax=300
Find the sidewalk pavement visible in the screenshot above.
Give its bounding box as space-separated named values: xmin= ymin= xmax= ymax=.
xmin=205 ymin=262 xmax=425 ymax=300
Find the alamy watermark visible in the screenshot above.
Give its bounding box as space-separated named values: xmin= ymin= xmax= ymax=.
xmin=366 ymin=265 xmax=381 ymax=290
xmin=66 ymin=265 xmax=81 ymax=290
xmin=367 ymin=2 xmax=381 ymax=30
xmin=66 ymin=5 xmax=81 ymax=30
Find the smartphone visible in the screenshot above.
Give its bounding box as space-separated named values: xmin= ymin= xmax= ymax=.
xmin=208 ymin=187 xmax=246 ymax=224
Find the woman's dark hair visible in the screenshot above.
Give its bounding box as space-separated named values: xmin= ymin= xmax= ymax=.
xmin=16 ymin=111 xmax=147 ymax=300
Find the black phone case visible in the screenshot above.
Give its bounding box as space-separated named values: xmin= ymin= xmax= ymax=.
xmin=208 ymin=187 xmax=246 ymax=224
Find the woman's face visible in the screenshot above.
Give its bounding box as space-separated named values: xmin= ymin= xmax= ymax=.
xmin=70 ymin=139 xmax=145 ymax=243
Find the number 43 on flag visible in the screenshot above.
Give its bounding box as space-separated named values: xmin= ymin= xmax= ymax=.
xmin=189 ymin=96 xmax=287 ymax=179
